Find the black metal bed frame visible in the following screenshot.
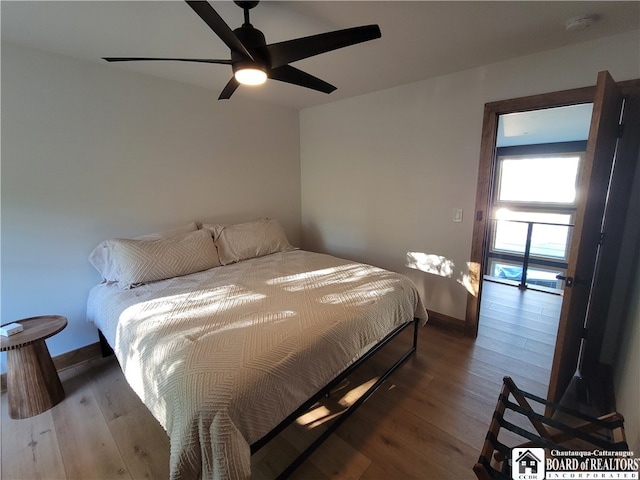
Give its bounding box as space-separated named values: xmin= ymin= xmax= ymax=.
xmin=251 ymin=317 xmax=420 ymax=479
xmin=98 ymin=317 xmax=420 ymax=479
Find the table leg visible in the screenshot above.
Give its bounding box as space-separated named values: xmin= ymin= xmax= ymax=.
xmin=6 ymin=340 xmax=65 ymax=419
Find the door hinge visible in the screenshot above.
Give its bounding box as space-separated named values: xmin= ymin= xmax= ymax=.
xmin=582 ymin=327 xmax=589 ymax=339
xmin=476 ymin=210 xmax=484 ymax=221
xmin=616 ymin=123 xmax=624 ymax=138
xmin=599 ymin=232 xmax=605 ymax=245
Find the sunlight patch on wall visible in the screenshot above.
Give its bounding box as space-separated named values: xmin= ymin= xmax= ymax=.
xmin=406 ymin=252 xmax=480 ymax=297
xmin=406 ymin=252 xmax=455 ymax=278
xmin=457 ymin=261 xmax=480 ymax=297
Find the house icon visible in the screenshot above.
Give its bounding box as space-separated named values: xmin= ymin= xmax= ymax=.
xmin=516 ymin=449 xmax=542 ymax=474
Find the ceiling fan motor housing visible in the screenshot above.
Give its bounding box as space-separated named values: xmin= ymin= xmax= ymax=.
xmin=232 ymin=25 xmax=269 ymax=74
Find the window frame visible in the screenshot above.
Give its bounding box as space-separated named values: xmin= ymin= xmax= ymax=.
xmin=485 ymin=142 xmax=586 ymax=286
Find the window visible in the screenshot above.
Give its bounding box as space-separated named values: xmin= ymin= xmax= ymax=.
xmin=496 ymin=153 xmax=581 ymax=204
xmin=486 ymin=148 xmax=584 ymax=291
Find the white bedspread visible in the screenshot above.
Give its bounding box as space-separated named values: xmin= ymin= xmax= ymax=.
xmin=87 ymin=250 xmax=427 ymax=479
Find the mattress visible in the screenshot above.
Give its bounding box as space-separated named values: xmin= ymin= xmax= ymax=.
xmin=87 ymin=249 xmax=427 ymax=479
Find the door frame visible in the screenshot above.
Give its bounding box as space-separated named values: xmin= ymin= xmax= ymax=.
xmin=466 ymin=77 xmax=640 ymax=407
xmin=465 ymin=85 xmax=595 ymax=338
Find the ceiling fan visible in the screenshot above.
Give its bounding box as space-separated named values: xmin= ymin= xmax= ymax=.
xmin=104 ymin=0 xmax=381 ymax=100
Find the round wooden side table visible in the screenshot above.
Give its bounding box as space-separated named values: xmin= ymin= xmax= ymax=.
xmin=1 ymin=315 xmax=67 ymax=419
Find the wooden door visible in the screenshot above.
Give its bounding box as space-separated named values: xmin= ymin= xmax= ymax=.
xmin=546 ymin=71 xmax=624 ymax=405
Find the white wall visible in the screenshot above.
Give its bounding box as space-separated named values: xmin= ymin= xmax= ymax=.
xmin=609 ymin=153 xmax=640 ymax=454
xmin=614 ymin=266 xmax=640 ymax=454
xmin=300 ymin=30 xmax=640 ymax=321
xmin=612 ymin=233 xmax=640 ymax=454
xmin=1 ymin=43 xmax=301 ymax=368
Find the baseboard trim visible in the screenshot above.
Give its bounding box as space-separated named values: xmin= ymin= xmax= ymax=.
xmin=427 ymin=309 xmax=466 ymax=335
xmin=1 ymin=341 xmax=103 ymax=393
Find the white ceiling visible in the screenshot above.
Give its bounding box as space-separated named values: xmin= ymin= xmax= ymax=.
xmin=2 ymin=1 xmax=639 ymax=110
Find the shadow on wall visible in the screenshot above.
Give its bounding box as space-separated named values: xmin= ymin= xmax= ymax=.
xmin=301 ymin=222 xmax=368 ymax=262
xmin=301 ymin=221 xmax=324 ymax=252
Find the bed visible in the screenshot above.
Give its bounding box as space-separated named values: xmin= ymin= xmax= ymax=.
xmin=86 ymin=219 xmax=427 ymax=479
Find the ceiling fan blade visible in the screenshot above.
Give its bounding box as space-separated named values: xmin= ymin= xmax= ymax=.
xmin=266 ymin=25 xmax=381 ymax=69
xmin=269 ymin=65 xmax=336 ymax=94
xmin=103 ymin=57 xmax=231 ymax=64
xmin=185 ymin=1 xmax=254 ymax=61
xmin=218 ymin=77 xmax=240 ymax=100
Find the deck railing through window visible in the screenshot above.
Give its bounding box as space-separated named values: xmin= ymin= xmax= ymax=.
xmin=487 ymin=218 xmax=575 ymax=291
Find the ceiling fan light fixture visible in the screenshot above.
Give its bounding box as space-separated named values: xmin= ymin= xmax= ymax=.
xmin=104 ymin=1 xmax=382 ymax=100
xmin=234 ymin=67 xmax=267 ymax=85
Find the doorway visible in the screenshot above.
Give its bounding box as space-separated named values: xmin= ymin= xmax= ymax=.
xmin=465 ymin=84 xmax=596 ymax=340
xmin=486 ymin=105 xmax=592 ymax=295
xmin=478 ymin=104 xmax=593 ymax=390
xmin=465 ymin=73 xmax=640 ymax=407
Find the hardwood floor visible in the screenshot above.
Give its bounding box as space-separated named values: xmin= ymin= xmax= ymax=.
xmin=1 ymin=283 xmax=562 ymax=480
xmin=478 ymin=280 xmax=561 ymax=375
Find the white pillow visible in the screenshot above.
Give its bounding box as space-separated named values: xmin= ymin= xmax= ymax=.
xmin=212 ymin=218 xmax=294 ymax=265
xmin=89 ymin=222 xmax=198 ymax=282
xmin=109 ymin=229 xmax=220 ymax=289
xmin=199 ymin=222 xmax=227 ymax=238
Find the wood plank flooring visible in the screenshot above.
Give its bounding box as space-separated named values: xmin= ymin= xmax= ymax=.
xmin=1 ymin=282 xmax=562 ymax=480
xmin=479 ymin=280 xmax=561 ymax=375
